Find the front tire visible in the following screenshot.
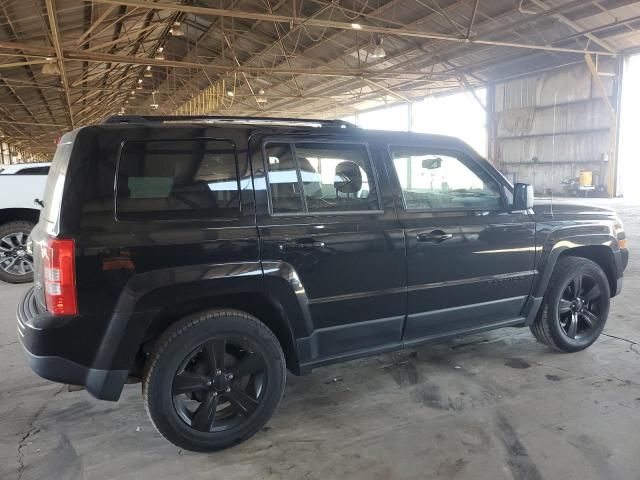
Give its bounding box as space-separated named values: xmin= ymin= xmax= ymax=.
xmin=142 ymin=310 xmax=286 ymax=452
xmin=0 ymin=221 xmax=35 ymax=284
xmin=530 ymin=257 xmax=610 ymax=352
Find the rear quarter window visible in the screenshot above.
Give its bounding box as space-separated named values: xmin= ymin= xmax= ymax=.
xmin=16 ymin=166 xmax=50 ymax=175
xmin=42 ymin=140 xmax=73 ymax=224
xmin=115 ymin=139 xmax=241 ymax=221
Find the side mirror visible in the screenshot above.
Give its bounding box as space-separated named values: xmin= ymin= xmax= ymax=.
xmin=422 ymin=157 xmax=442 ymax=170
xmin=513 ymin=183 xmax=534 ymax=210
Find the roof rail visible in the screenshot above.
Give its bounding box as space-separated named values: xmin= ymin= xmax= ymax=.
xmin=102 ymin=115 xmax=357 ymax=128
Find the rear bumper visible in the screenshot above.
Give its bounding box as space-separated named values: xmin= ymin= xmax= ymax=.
xmin=17 ymin=287 xmax=127 ymax=401
xmin=21 ymin=348 xmax=128 ymax=401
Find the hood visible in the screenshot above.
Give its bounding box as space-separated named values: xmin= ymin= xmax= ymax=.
xmin=533 ymin=200 xmax=616 ymax=218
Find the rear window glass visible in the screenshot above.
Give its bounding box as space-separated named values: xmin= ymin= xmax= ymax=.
xmin=264 ymin=141 xmax=379 ymax=215
xmin=115 ymin=139 xmax=240 ymax=221
xmin=17 ymin=166 xmax=50 ymax=175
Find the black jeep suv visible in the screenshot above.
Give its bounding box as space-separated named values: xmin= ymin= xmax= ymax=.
xmin=17 ymin=115 xmax=628 ymax=451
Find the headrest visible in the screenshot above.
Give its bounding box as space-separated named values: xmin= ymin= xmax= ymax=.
xmin=297 ymin=157 xmax=314 ymax=173
xmin=334 ymin=161 xmax=362 ymax=194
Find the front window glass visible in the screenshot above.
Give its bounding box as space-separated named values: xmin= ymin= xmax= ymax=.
xmin=390 ymin=147 xmax=502 ymax=210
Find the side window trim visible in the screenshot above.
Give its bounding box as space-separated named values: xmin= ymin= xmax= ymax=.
xmin=262 ymin=138 xmax=384 ymax=217
xmin=290 ymin=143 xmax=310 ymax=213
xmin=387 ymin=144 xmax=507 ymax=213
xmin=261 ymin=141 xmax=305 ymax=215
xmin=114 ymin=137 xmax=243 ymax=223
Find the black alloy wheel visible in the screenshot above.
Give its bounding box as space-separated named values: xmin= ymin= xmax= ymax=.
xmin=557 ymin=273 xmax=604 ymax=340
xmin=143 ymin=310 xmax=286 ymax=452
xmin=530 ymin=256 xmax=610 ymax=353
xmin=172 ymin=336 xmax=267 ymax=433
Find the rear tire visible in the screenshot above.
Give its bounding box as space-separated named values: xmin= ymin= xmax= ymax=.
xmin=142 ymin=309 xmax=286 ymax=452
xmin=0 ymin=221 xmax=35 ymax=284
xmin=530 ymin=256 xmax=610 ymax=352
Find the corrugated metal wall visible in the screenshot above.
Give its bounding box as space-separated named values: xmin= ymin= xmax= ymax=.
xmin=489 ymin=61 xmax=620 ymax=195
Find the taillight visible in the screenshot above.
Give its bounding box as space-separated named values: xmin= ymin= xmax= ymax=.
xmin=44 ymin=238 xmax=77 ymax=315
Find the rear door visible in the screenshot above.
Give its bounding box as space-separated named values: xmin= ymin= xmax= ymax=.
xmin=251 ymin=132 xmax=406 ymax=363
xmin=382 ymin=137 xmax=536 ymax=342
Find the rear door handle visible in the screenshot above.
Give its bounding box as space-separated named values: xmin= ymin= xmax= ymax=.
xmin=278 ymin=240 xmax=325 ymax=252
xmin=416 ymin=230 xmax=453 ymax=243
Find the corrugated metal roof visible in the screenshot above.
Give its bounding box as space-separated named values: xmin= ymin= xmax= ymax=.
xmin=0 ymin=0 xmax=639 ymax=156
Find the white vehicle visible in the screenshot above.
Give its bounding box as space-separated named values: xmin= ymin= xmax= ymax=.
xmin=0 ymin=162 xmax=50 ymax=283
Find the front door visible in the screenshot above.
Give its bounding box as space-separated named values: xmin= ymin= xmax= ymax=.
xmin=383 ymin=140 xmax=536 ymax=342
xmin=251 ymin=134 xmax=406 ymax=365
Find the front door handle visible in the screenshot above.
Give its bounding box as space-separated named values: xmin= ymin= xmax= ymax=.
xmin=278 ymin=240 xmax=326 ymax=252
xmin=416 ymin=230 xmax=453 ymax=243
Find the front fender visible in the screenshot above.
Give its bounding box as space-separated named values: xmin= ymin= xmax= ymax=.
xmin=533 ymin=220 xmax=620 ymax=298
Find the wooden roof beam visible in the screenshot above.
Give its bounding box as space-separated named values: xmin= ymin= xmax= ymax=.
xmin=44 ymin=0 xmax=74 ymax=128
xmin=75 ymin=5 xmax=118 ymax=47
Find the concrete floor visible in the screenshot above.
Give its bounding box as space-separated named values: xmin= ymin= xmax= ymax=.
xmin=1 ymin=198 xmax=639 ymax=480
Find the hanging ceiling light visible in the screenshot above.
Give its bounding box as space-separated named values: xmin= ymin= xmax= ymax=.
xmin=371 ymin=37 xmax=386 ymax=58
xmin=143 ymin=66 xmax=153 ymax=78
xmin=253 ymin=77 xmax=271 ymax=86
xmin=41 ymin=57 xmax=60 ymax=76
xmin=372 ymin=45 xmax=386 ymax=58
xmin=150 ymin=91 xmax=159 ymax=109
xmin=155 ymin=46 xmax=165 ymax=60
xmin=226 ymin=90 xmax=234 ymax=97
xmin=256 ymin=88 xmax=267 ymax=103
xmin=170 ymin=21 xmax=184 ymax=37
